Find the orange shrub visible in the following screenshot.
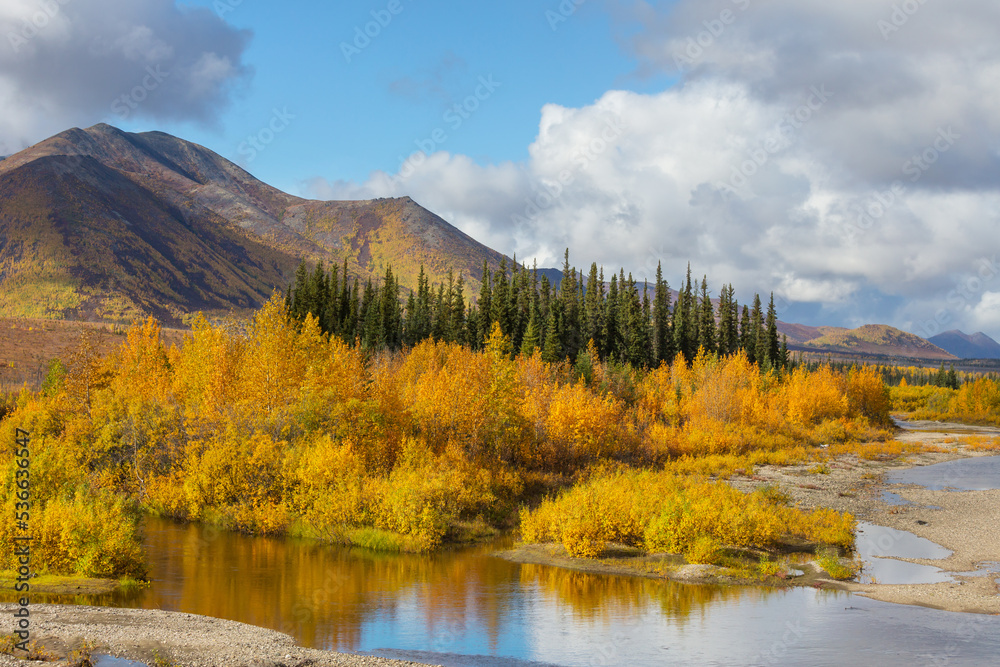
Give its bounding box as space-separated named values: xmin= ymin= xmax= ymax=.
xmin=783 ymin=365 xmax=848 ymax=425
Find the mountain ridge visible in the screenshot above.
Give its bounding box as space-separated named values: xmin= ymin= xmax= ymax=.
xmin=777 ymin=322 xmax=956 ymax=360
xmin=928 ymin=330 xmax=1000 ymax=359
xmin=0 ymin=124 xmax=508 ymax=323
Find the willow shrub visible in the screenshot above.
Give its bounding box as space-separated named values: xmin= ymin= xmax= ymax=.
xmin=521 ymin=468 xmax=855 ymax=562
xmin=0 ymin=490 xmax=146 ymax=578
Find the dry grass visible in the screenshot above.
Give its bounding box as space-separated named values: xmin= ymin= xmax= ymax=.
xmin=961 ymin=435 xmax=1000 ymax=452
xmin=0 ymin=317 xmax=185 ymax=391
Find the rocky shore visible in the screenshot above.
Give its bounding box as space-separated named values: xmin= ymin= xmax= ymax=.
xmin=0 ymin=605 xmax=436 ymax=667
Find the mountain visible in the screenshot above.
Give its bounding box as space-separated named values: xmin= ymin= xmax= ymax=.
xmin=928 ymin=330 xmax=1000 ymax=359
xmin=0 ymin=124 xmax=507 ymax=323
xmin=777 ymin=323 xmax=956 ymax=360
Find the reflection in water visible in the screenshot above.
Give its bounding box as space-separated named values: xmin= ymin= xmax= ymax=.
xmin=889 ymin=455 xmax=1000 ymax=491
xmin=93 ymin=656 xmax=148 ymax=667
xmin=517 ymin=562 xmax=743 ymax=624
xmin=6 ymin=517 xmax=1000 ymax=666
xmin=855 ymin=521 xmax=954 ymax=585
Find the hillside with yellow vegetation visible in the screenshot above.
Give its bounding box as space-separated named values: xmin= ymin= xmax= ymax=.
xmin=780 ymin=323 xmax=955 ymax=360
xmin=0 ymin=124 xmax=506 ymax=324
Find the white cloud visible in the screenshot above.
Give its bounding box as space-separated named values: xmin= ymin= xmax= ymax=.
xmin=0 ymin=0 xmax=251 ymax=149
xmin=971 ymin=291 xmax=1000 ymax=334
xmin=308 ymin=0 xmax=1000 ymax=338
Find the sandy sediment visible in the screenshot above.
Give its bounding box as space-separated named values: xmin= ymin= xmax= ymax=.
xmin=0 ymin=604 xmax=436 ymax=667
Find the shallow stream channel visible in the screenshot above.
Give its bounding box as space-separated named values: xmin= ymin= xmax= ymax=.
xmin=25 ymin=455 xmax=1000 ymax=666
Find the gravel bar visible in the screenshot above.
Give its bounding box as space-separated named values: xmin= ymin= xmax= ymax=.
xmin=0 ymin=604 xmax=439 ymax=667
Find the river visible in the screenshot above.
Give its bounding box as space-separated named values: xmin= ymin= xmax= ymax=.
xmin=24 ymin=506 xmax=995 ymax=667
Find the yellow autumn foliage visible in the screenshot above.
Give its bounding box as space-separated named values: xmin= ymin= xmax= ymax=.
xmin=520 ymin=468 xmax=855 ymax=561
xmin=0 ymin=295 xmax=912 ymax=575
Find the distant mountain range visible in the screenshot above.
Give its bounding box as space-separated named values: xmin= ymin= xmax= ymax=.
xmin=0 ymin=124 xmax=994 ymax=362
xmin=0 ymin=124 xmax=506 ymax=323
xmin=928 ymin=330 xmax=1000 ymax=359
xmin=777 ymin=323 xmax=957 ymax=360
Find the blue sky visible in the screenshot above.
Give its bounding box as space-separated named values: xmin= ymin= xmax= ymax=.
xmin=2 ymin=0 xmax=1000 ymax=340
xmin=128 ymin=0 xmax=667 ymax=194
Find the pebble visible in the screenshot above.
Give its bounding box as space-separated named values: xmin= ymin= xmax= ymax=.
xmin=0 ymin=604 xmax=439 ymax=667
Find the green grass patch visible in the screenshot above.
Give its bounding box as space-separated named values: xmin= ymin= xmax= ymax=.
xmin=0 ymin=571 xmax=126 ymax=595
xmin=344 ymin=527 xmax=408 ymax=553
xmin=817 ymin=551 xmax=858 ymax=580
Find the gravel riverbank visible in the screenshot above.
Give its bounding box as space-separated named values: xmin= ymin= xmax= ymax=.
xmin=0 ymin=605 xmax=437 ymax=667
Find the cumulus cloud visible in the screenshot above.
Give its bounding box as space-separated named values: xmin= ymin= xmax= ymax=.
xmin=308 ymin=0 xmax=1000 ymax=338
xmin=0 ymin=0 xmax=251 ymax=149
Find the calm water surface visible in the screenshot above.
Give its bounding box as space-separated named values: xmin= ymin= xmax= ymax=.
xmin=889 ymin=455 xmax=1000 ymax=491
xmin=21 ymin=517 xmax=999 ymax=667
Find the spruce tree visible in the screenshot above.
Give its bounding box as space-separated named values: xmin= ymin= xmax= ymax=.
xmin=750 ymin=294 xmax=767 ymax=369
xmin=621 ymin=273 xmax=649 ymax=367
xmin=404 ymin=291 xmax=418 ymax=346
xmin=765 ymin=293 xmax=780 ymax=367
xmin=323 ymin=263 xmax=340 ymax=334
xmin=290 ymin=260 xmax=310 ymax=319
xmin=740 ymin=304 xmax=753 ymax=362
xmin=683 ymin=265 xmax=697 ymax=356
xmin=560 ymin=250 xmax=583 ymax=360
xmin=491 ymin=257 xmax=510 ymax=335
xmin=652 ymin=262 xmax=672 ymax=364
xmin=379 ymin=266 xmax=401 ymax=348
xmin=452 ymin=274 xmax=467 ymax=344
xmin=716 ymin=284 xmax=734 ymax=356
xmin=541 ymin=308 xmax=563 ymax=362
xmin=603 ymin=273 xmax=620 ymax=360
xmin=698 ymin=276 xmax=716 ymax=355
xmin=478 ymin=261 xmax=492 ymax=344
xmin=311 ymin=261 xmax=328 ymax=323
xmin=947 ymin=364 xmax=959 ymax=390
xmin=584 ymin=262 xmax=602 ymax=347
xmin=672 ymin=277 xmax=687 ymax=361
xmin=521 ymin=308 xmax=541 ymax=356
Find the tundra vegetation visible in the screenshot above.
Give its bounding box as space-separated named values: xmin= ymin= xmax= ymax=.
xmin=2 ymin=256 xmax=994 ymax=579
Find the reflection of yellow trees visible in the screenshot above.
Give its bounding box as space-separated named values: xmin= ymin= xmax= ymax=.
xmin=518 ymin=562 xmax=748 ymax=625
xmin=140 ymin=518 xmax=511 ymax=651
